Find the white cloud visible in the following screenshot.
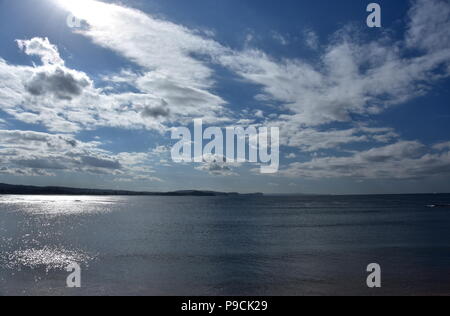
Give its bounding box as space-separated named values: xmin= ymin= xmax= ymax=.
xmin=304 ymin=30 xmax=319 ymax=50
xmin=433 ymin=141 xmax=450 ymax=151
xmin=254 ymin=110 xmax=264 ymax=118
xmin=275 ymin=124 xmax=398 ymax=152
xmin=219 ymin=0 xmax=450 ymax=127
xmin=62 ymin=0 xmax=230 ymax=125
xmin=272 ymin=32 xmax=289 ymax=46
xmin=17 ymin=37 xmax=64 ymax=66
xmin=285 ymin=153 xmax=297 ymax=159
xmin=4 ymin=0 xmax=449 ymax=136
xmin=0 ymin=54 xmax=94 ymax=132
xmin=0 ymin=37 xmax=223 ymax=132
xmin=406 ymin=0 xmax=450 ymax=52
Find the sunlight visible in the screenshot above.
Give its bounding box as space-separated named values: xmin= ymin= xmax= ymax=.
xmin=56 ymin=0 xmax=111 ymax=25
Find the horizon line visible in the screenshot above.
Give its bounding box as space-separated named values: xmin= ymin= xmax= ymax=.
xmin=0 ymin=182 xmax=449 ymax=197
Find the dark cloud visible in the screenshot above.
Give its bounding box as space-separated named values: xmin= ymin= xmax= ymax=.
xmin=141 ymin=100 xmax=171 ymax=118
xmin=0 ymin=130 xmax=153 ymax=179
xmin=13 ymin=158 xmax=68 ymax=170
xmin=81 ymin=156 xmax=122 ymax=170
xmin=0 ymin=130 xmax=78 ymax=150
xmin=281 ymin=141 xmax=450 ymax=180
xmin=196 ymin=157 xmax=237 ymax=176
xmin=208 ymin=162 xmax=231 ymax=172
xmin=61 ymin=137 xmax=77 ymax=148
xmin=25 ymin=67 xmax=91 ymax=100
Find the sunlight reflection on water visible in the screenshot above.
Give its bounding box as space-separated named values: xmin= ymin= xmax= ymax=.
xmin=0 ymin=195 xmax=113 ymax=273
xmin=0 ymin=195 xmax=124 ymax=216
xmin=0 ymin=247 xmax=93 ymax=272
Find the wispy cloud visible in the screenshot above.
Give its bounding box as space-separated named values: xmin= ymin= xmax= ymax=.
xmin=280 ymin=141 xmax=450 ymax=180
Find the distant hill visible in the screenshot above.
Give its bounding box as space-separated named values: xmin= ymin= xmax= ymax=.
xmin=0 ymin=183 xmax=263 ymax=197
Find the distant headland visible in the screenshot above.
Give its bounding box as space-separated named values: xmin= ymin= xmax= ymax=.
xmin=0 ymin=183 xmax=263 ymax=197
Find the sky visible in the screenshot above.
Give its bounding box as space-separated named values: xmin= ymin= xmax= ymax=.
xmin=0 ymin=0 xmax=450 ymax=194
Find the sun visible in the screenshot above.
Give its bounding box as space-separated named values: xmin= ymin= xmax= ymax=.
xmin=56 ymin=0 xmax=110 ymax=24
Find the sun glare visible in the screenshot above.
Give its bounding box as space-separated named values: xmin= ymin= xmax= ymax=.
xmin=56 ymin=0 xmax=110 ymax=23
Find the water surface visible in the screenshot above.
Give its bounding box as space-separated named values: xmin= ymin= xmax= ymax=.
xmin=1 ymin=194 xmax=450 ymax=296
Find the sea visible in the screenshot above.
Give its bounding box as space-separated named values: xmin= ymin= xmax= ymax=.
xmin=1 ymin=194 xmax=450 ymax=296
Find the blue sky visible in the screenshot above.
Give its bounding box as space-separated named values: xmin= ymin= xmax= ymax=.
xmin=0 ymin=0 xmax=450 ymax=194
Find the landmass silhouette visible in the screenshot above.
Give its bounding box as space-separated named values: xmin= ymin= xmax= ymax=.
xmin=0 ymin=183 xmax=263 ymax=197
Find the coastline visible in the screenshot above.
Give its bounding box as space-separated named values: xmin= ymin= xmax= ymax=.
xmin=0 ymin=183 xmax=263 ymax=197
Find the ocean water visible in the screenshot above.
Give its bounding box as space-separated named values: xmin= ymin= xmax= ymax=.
xmin=0 ymin=194 xmax=450 ymax=296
